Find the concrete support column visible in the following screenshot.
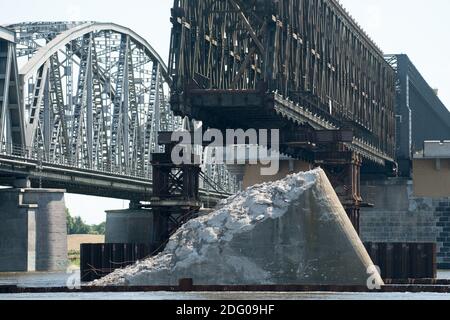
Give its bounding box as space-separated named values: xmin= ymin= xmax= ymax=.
xmin=0 ymin=188 xmax=67 ymax=272
xmin=105 ymin=209 xmax=155 ymax=245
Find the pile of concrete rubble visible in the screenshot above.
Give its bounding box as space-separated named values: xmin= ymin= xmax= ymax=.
xmin=93 ymin=168 xmax=380 ymax=287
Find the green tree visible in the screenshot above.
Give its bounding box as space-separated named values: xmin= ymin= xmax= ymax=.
xmin=66 ymin=209 xmax=105 ymax=235
xmin=90 ymin=222 xmax=106 ymax=235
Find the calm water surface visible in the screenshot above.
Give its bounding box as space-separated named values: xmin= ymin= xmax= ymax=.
xmin=1 ymin=271 xmax=450 ymax=300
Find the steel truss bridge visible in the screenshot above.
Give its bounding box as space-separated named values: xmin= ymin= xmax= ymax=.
xmin=0 ymin=22 xmax=235 ymax=203
xmin=169 ymin=0 xmax=396 ymax=167
xmin=168 ymin=0 xmax=398 ymax=232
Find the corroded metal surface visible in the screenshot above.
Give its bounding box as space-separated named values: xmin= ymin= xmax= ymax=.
xmin=169 ymin=0 xmax=396 ymax=165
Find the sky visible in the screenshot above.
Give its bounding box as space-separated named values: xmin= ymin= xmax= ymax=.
xmin=1 ymin=0 xmax=449 ymax=224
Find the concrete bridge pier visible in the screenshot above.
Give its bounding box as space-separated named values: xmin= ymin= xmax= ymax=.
xmin=105 ymin=204 xmax=205 ymax=250
xmin=0 ymin=182 xmax=68 ymax=272
xmin=105 ymin=207 xmax=156 ymax=246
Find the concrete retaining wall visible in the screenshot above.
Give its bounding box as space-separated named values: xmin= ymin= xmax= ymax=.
xmin=360 ymin=178 xmax=450 ymax=268
xmin=105 ymin=209 xmax=155 ymax=245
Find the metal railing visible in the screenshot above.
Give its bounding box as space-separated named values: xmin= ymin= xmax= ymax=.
xmin=0 ymin=142 xmax=236 ymax=195
xmin=0 ymin=142 xmax=152 ymax=180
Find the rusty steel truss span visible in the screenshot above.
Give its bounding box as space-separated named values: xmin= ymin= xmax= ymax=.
xmin=169 ymin=0 xmax=396 ymax=166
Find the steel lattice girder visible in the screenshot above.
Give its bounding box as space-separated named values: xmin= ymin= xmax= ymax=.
xmin=8 ymin=22 xmax=175 ymax=175
xmin=1 ymin=21 xmax=237 ymax=194
xmin=0 ymin=27 xmax=26 ymax=150
xmin=169 ymin=0 xmax=397 ymax=165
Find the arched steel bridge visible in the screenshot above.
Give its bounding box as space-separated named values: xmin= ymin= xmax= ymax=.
xmin=0 ymin=21 xmax=236 ymax=202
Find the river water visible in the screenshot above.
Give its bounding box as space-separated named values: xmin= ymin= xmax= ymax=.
xmin=1 ymin=271 xmax=450 ymax=300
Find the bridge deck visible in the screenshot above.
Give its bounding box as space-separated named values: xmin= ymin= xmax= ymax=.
xmin=0 ymin=153 xmax=228 ymax=205
xmin=172 ymin=89 xmax=394 ymax=167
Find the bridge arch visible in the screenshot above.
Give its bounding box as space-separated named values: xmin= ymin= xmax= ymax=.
xmin=0 ymin=21 xmax=236 ymax=194
xmin=20 ymin=22 xmax=170 ymax=84
xmin=7 ymin=21 xmax=178 ymax=178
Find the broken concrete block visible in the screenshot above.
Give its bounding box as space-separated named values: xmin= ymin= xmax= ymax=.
xmin=93 ymin=168 xmax=382 ymax=287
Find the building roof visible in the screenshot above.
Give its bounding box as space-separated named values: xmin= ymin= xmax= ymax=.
xmin=414 ymin=141 xmax=450 ymax=159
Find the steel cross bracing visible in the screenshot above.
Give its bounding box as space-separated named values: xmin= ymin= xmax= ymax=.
xmin=144 ymin=63 xmax=161 ymax=164
xmin=49 ymin=53 xmax=69 ymax=161
xmin=71 ymin=33 xmax=91 ymax=166
xmin=0 ymin=27 xmax=26 ymax=151
xmin=0 ymin=22 xmax=237 ymax=195
xmin=110 ymin=34 xmax=128 ymax=170
xmin=126 ymin=40 xmax=140 ymax=173
xmin=90 ymin=38 xmax=107 ymax=170
xmin=169 ymin=0 xmax=396 ymax=166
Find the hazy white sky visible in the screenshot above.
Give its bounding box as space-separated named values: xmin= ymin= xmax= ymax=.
xmin=1 ymin=0 xmax=449 ymax=224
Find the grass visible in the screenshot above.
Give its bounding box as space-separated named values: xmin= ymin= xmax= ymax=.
xmin=67 ymin=234 xmax=104 ymax=268
xmin=67 ymin=234 xmax=105 ymax=251
xmin=68 ymin=250 xmax=80 ymax=267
